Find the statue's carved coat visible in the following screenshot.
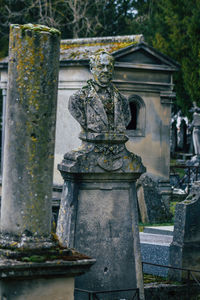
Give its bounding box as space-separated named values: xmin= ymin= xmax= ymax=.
xmin=68 ymin=79 xmax=131 ymax=133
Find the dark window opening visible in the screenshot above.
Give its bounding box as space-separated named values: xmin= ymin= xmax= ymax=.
xmin=126 ymin=102 xmax=137 ymax=130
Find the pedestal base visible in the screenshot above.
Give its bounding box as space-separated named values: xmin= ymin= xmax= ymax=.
xmin=0 ymin=257 xmax=95 ymax=300
xmin=0 ymin=277 xmax=74 ymax=300
xmin=57 ymin=133 xmax=146 ymax=300
xmin=58 ymin=174 xmax=144 ymax=300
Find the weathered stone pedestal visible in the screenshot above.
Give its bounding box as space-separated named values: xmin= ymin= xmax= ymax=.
xmin=57 ymin=132 xmax=146 ymax=299
xmin=0 ymin=257 xmax=95 ymax=300
xmin=0 ymin=24 xmax=95 ymax=300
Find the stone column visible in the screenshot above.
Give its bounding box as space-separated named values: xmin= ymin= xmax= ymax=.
xmin=0 ymin=88 xmax=7 ymax=175
xmin=1 ymin=24 xmax=60 ymax=245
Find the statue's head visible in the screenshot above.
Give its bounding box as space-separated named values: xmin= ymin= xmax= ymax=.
xmin=90 ymin=51 xmax=114 ymax=87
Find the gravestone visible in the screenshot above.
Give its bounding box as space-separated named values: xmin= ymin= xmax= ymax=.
xmin=170 ymin=120 xmax=177 ymax=157
xmin=177 ymin=112 xmax=187 ymax=152
xmin=178 ymin=119 xmax=187 ymax=152
xmin=140 ymin=229 xmax=173 ymax=277
xmin=191 ymin=103 xmax=200 ymax=156
xmin=137 ymin=173 xmax=172 ymax=224
xmin=57 ymin=51 xmax=146 ymax=300
xmin=0 ymin=24 xmax=94 ymax=300
xmin=169 ymin=181 xmax=200 ymax=281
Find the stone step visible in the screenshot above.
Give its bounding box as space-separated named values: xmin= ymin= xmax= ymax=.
xmin=140 ymin=232 xmax=173 ymax=277
xmin=143 ymin=226 xmax=174 ymax=236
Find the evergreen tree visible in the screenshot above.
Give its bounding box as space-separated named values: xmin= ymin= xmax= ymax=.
xmin=141 ymin=0 xmax=200 ymax=115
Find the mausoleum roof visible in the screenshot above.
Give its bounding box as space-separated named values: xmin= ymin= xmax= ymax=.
xmin=60 ymin=35 xmax=144 ymax=60
xmin=0 ymin=34 xmax=179 ymax=71
xmin=0 ymin=35 xmax=143 ymax=66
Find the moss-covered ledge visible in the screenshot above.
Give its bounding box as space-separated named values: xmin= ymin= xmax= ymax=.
xmin=11 ymin=23 xmax=60 ymax=35
xmin=0 ymin=256 xmax=95 ymax=280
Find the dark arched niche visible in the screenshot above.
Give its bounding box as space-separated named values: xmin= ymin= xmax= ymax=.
xmin=126 ymin=95 xmax=146 ymax=137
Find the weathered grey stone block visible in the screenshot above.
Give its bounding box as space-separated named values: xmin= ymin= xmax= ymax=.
xmin=140 ymin=232 xmax=173 ymax=277
xmin=71 ymin=178 xmax=138 ymax=290
xmin=169 ymin=181 xmax=200 ymax=281
xmin=137 ymin=173 xmax=172 ymax=224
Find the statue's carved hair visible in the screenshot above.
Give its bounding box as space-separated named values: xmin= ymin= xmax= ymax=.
xmin=89 ymin=50 xmax=114 ymax=69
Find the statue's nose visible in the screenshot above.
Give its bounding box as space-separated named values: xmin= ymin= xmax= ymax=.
xmin=103 ymin=66 xmax=108 ymax=72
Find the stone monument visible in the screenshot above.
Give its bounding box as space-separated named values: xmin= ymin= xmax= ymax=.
xmin=169 ymin=181 xmax=200 ymax=281
xmin=178 ymin=119 xmax=187 ymax=152
xmin=137 ymin=173 xmax=172 ymax=224
xmin=191 ymin=102 xmax=200 ymax=156
xmin=170 ymin=119 xmax=177 ymax=158
xmin=57 ymin=51 xmax=146 ymax=300
xmin=0 ymin=24 xmax=94 ymax=300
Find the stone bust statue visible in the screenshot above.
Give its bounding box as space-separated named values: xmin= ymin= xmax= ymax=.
xmin=68 ymin=51 xmax=131 ymax=134
xmin=59 ymin=51 xmax=145 ymax=174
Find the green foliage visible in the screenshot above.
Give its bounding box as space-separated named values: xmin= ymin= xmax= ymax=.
xmin=143 ymin=273 xmax=181 ymax=285
xmin=142 ymin=0 xmax=200 ymax=115
xmin=170 ymin=201 xmax=177 ymax=217
xmin=21 ymin=255 xmax=47 ymax=263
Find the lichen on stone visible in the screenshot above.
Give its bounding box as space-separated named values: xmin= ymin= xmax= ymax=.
xmin=6 ymin=24 xmax=60 ymax=235
xmin=60 ymin=39 xmax=140 ymax=60
xmin=11 ymin=24 xmax=60 ymax=36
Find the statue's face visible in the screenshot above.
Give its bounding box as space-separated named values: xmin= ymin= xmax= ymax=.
xmin=91 ymin=53 xmax=114 ymax=87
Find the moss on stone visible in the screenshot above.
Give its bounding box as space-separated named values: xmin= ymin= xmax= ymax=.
xmin=60 ymin=40 xmax=138 ymax=59
xmin=7 ymin=24 xmax=60 ymax=235
xmin=60 ymin=40 xmax=137 ymax=51
xmin=11 ymin=24 xmax=60 ymax=36
xmin=21 ymin=255 xmax=47 ymax=263
xmin=0 ymin=245 xmax=91 ymax=263
xmin=110 ymin=41 xmax=137 ymax=52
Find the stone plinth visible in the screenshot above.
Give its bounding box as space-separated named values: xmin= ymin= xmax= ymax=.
xmin=169 ymin=181 xmax=200 ymax=281
xmin=57 ymin=132 xmax=146 ymax=300
xmin=1 ymin=24 xmax=60 ymax=243
xmin=0 ymin=256 xmax=95 ymax=300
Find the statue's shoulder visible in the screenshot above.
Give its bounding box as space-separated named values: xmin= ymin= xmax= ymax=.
xmin=72 ymin=79 xmax=93 ymax=99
